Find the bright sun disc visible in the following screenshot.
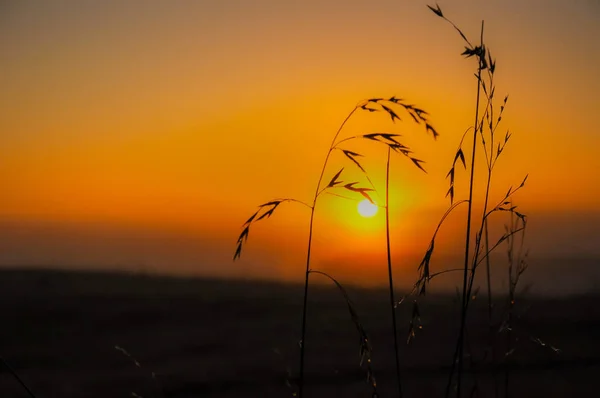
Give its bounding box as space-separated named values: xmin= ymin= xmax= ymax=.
xmin=357 ymin=199 xmax=378 ymax=218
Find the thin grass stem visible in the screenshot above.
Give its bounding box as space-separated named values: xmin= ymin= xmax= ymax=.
xmin=385 ymin=147 xmax=403 ymax=397
xmin=298 ymin=104 xmax=360 ymax=397
xmin=448 ymin=19 xmax=485 ymax=398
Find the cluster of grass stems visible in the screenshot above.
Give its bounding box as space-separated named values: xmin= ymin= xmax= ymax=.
xmin=233 ymin=4 xmax=561 ymax=398
xmin=406 ymin=5 xmax=558 ymax=398
xmin=422 ymin=5 xmax=534 ymax=397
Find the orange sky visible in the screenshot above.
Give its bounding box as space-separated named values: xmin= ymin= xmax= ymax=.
xmin=1 ymin=1 xmax=599 ymax=287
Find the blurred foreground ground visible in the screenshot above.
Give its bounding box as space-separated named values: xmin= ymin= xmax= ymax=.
xmin=1 ymin=269 xmax=599 ymax=397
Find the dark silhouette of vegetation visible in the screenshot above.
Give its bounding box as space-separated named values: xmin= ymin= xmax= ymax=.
xmin=233 ymin=97 xmax=437 ymax=397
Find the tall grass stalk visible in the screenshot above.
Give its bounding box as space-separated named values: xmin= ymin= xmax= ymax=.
xmin=298 ymin=107 xmax=357 ymax=397
xmin=453 ymin=20 xmax=485 ymax=398
xmin=425 ymin=4 xmax=529 ymax=396
xmin=384 ymin=147 xmax=403 ymax=398
xmin=296 ymin=103 xmax=406 ymax=396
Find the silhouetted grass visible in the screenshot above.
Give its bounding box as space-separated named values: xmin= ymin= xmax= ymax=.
xmin=228 ymin=4 xmax=563 ymax=398
xmin=233 ymin=97 xmax=437 ymax=397
xmin=418 ymin=4 xmax=535 ymax=397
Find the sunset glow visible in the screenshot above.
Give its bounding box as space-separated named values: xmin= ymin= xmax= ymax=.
xmin=0 ymin=0 xmax=599 ymax=285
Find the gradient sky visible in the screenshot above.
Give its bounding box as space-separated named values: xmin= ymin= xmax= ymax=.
xmin=1 ymin=1 xmax=599 ymax=290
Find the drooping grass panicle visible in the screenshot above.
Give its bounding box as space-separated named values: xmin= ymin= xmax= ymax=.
xmin=360 ymin=96 xmax=439 ymax=139
xmin=315 ymin=167 xmax=377 ymax=205
xmin=339 ymin=149 xmax=367 ymax=173
xmin=335 ymin=132 xmax=429 ymax=174
xmin=335 ymin=148 xmax=382 ymax=202
xmin=234 ymin=198 xmax=312 ymax=261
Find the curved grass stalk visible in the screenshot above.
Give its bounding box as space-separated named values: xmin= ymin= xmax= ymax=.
xmin=297 ymin=106 xmax=356 ymax=397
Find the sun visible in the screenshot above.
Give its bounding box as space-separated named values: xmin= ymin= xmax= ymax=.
xmin=357 ymin=199 xmax=378 ymax=218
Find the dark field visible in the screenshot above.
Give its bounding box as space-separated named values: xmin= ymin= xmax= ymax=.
xmin=1 ymin=269 xmax=599 ymax=397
